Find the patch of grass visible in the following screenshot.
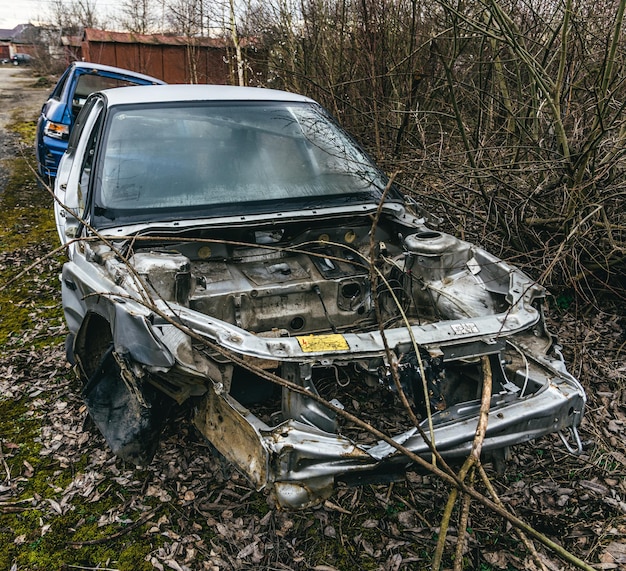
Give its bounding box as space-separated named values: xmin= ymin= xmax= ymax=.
xmin=0 ymin=117 xmax=64 ymax=350
xmin=0 ymin=111 xmax=174 ymax=571
xmin=0 ymin=422 xmax=169 ymax=570
xmin=31 ymin=77 xmax=55 ymax=89
xmin=8 ymin=118 xmax=37 ymax=146
xmin=1 ymin=492 xmax=164 ymax=570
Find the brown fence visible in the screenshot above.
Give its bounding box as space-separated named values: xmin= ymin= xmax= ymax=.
xmin=68 ymin=28 xmax=265 ymax=85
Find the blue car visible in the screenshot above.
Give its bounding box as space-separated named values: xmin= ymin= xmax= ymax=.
xmin=36 ymin=61 xmax=165 ymax=180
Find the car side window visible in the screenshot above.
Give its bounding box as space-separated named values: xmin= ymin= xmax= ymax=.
xmin=51 ymin=68 xmax=70 ymax=100
xmin=72 ymin=74 xmax=148 ymax=117
xmin=77 ymin=112 xmax=104 ymax=214
xmin=67 ymin=96 xmax=102 ymax=153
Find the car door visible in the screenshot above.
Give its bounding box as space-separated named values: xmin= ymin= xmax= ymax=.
xmin=54 ymin=96 xmax=105 ymax=251
xmin=36 ymin=65 xmax=73 ymax=177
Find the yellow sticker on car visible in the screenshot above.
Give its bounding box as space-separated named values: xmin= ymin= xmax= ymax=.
xmin=297 ymin=334 xmax=349 ymax=352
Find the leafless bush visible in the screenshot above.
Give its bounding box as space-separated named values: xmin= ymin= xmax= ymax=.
xmin=246 ymin=0 xmax=626 ymax=301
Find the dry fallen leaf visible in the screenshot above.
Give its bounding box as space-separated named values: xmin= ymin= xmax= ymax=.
xmin=482 ymin=550 xmax=510 ymax=569
xmin=600 ymin=541 xmax=626 ymax=565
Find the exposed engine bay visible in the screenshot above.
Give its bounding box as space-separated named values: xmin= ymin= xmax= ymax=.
xmin=65 ymin=206 xmax=585 ymax=508
xmin=91 ymin=212 xmax=523 ymax=407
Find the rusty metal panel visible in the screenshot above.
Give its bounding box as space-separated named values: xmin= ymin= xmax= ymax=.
xmin=162 ymin=45 xmax=187 ymax=83
xmin=87 ymin=42 xmax=117 ymax=66
xmin=193 ymin=47 xmax=231 ymax=85
xmin=113 ymin=43 xmax=140 ymax=73
xmin=138 ymin=45 xmax=164 ymax=79
xmin=193 ymin=387 xmax=269 ymax=490
xmin=205 ymin=49 xmax=231 ymax=85
xmin=77 ymin=28 xmax=264 ymax=85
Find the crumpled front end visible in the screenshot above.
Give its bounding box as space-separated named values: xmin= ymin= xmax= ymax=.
xmin=63 ymin=206 xmax=586 ymax=508
xmin=183 ymin=316 xmax=585 ymax=508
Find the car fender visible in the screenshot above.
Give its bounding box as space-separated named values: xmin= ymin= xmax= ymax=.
xmin=62 ymin=259 xmax=175 ymax=371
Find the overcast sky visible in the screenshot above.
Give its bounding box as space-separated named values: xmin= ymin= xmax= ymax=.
xmin=0 ymin=0 xmax=124 ymax=30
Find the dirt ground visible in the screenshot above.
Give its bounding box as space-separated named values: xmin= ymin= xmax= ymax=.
xmin=0 ymin=67 xmax=47 ymax=193
xmin=0 ymin=67 xmax=45 ymax=124
xmin=0 ymin=66 xmax=625 ymax=571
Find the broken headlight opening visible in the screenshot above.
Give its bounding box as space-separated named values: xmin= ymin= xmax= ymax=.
xmin=62 ymin=210 xmax=586 ymax=510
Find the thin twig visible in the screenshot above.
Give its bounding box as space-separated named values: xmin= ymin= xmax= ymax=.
xmin=432 ymin=355 xmax=493 ymax=569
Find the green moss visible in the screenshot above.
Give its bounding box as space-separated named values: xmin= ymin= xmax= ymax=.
xmin=0 ymin=119 xmax=64 ymax=351
xmin=118 ymin=543 xmax=155 ymax=570
xmin=8 ymin=119 xmax=37 ymax=145
xmin=0 ymin=115 xmax=181 ymax=571
xmin=1 ymin=473 xmax=169 ymax=570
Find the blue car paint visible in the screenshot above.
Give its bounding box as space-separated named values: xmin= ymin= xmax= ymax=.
xmin=36 ymin=62 xmax=165 ymax=180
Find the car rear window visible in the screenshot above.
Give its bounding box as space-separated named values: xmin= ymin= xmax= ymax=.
xmin=74 ymin=74 xmax=151 ymax=106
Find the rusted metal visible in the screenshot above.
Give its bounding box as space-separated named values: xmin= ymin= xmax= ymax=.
xmin=193 ymin=386 xmax=269 ymax=490
xmin=63 ymin=27 xmax=266 ymax=85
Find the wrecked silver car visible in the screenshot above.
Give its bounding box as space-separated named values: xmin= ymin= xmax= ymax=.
xmin=54 ymin=84 xmax=586 ymax=508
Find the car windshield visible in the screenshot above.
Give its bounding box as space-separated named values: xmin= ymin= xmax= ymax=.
xmin=94 ymin=101 xmax=390 ymax=226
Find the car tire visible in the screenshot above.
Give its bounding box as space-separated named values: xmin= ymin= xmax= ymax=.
xmin=65 ymin=333 xmax=76 ymax=365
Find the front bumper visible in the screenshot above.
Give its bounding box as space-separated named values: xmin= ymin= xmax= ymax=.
xmin=193 ymin=361 xmax=584 ymax=508
xmin=39 ymin=134 xmax=68 ymax=178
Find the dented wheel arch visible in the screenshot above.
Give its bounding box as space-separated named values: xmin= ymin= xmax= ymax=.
xmin=74 ymin=312 xmax=114 ymax=380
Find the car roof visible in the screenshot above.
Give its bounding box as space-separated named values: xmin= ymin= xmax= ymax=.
xmin=69 ymin=60 xmax=165 ymax=84
xmin=99 ymin=84 xmax=315 ymax=106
